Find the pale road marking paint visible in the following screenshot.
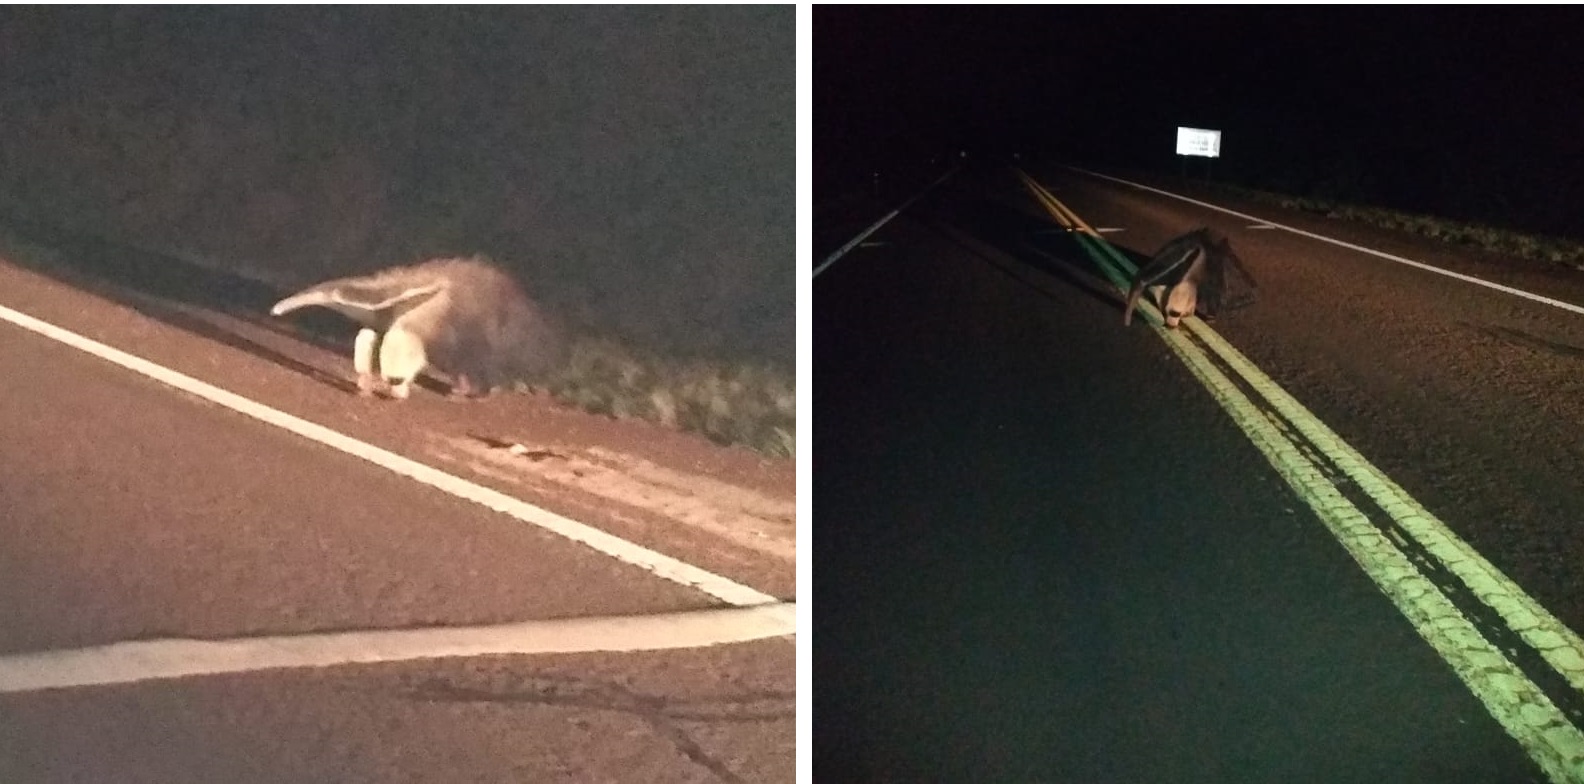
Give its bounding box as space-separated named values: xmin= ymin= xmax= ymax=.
xmin=1071 ymin=166 xmax=1584 ymax=318
xmin=1154 ymin=321 xmax=1584 ymax=784
xmin=1064 ymin=194 xmax=1584 ymax=698
xmin=0 ymin=303 xmax=781 ymax=609
xmin=1182 ymin=318 xmax=1584 ymax=699
xmin=1042 ymin=173 xmax=1584 ymax=699
xmin=1023 ymin=169 xmax=1584 ymax=687
xmin=1015 ymin=174 xmax=1584 ymax=781
xmin=813 ymin=164 xmax=960 ymax=278
xmin=1017 ymin=169 xmax=1076 ymax=230
xmin=0 ymin=604 xmax=796 ymax=694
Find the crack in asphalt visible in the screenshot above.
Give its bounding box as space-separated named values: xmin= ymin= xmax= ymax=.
xmin=406 ymin=674 xmax=794 ymax=784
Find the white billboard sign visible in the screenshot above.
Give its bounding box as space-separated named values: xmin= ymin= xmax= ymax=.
xmin=1176 ymin=127 xmax=1221 ymax=158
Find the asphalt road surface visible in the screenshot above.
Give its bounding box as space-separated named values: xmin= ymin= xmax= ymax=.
xmin=816 ymin=162 xmax=1584 ymax=783
xmin=0 ymin=244 xmax=795 ymax=783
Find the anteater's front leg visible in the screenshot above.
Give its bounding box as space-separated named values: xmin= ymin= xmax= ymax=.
xmin=353 ymin=328 xmax=384 ymax=396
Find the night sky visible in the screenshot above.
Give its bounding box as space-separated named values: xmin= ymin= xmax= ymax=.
xmin=816 ymin=6 xmax=1584 ymax=239
xmin=0 ymin=7 xmax=791 ymax=363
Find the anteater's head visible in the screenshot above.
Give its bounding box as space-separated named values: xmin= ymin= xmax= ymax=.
xmin=1161 ymin=280 xmax=1199 ymax=328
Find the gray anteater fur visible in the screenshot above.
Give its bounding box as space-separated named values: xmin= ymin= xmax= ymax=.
xmin=271 ymin=256 xmax=565 ymax=399
xmin=1123 ymin=228 xmax=1256 ymax=328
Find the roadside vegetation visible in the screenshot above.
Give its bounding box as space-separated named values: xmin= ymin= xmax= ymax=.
xmin=543 ymin=337 xmax=796 ymax=459
xmin=0 ymin=226 xmax=796 ymax=460
xmin=0 ymin=9 xmax=794 ymax=460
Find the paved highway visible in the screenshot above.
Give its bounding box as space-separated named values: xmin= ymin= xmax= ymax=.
xmin=0 ymin=246 xmax=795 ymax=783
xmin=816 ymin=162 xmax=1584 ymax=782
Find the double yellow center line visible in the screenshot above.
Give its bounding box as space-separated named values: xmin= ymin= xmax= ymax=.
xmin=1017 ymin=170 xmax=1584 ymax=782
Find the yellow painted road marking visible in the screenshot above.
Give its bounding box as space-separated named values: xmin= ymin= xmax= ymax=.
xmin=1016 ymin=170 xmax=1584 ymax=782
xmin=1043 ymin=172 xmax=1584 ymax=696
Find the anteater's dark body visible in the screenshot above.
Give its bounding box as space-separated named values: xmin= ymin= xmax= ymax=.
xmin=271 ymin=256 xmax=564 ymax=399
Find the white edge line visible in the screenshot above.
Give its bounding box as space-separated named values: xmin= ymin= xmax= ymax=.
xmin=0 ymin=604 xmax=797 ymax=694
xmin=813 ymin=164 xmax=960 ymax=278
xmin=1070 ymin=166 xmax=1584 ymax=317
xmin=0 ymin=302 xmax=781 ymax=609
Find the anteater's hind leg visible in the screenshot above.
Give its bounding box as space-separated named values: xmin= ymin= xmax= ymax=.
xmin=379 ymin=325 xmax=428 ymax=400
xmin=447 ymin=373 xmax=498 ymax=400
xmin=353 ymin=328 xmax=385 ymax=396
